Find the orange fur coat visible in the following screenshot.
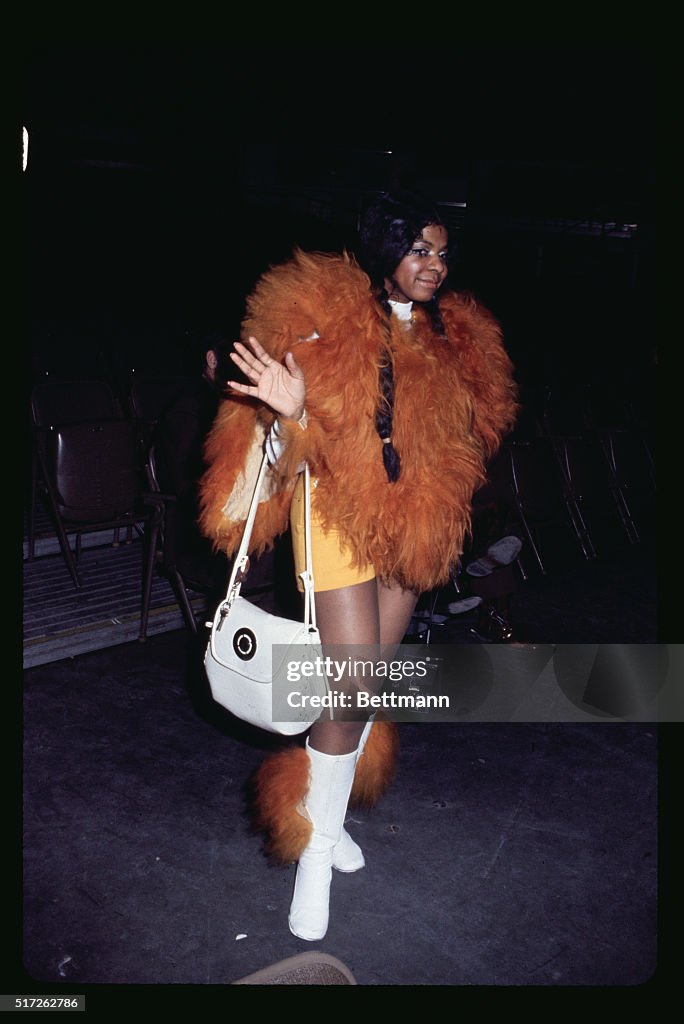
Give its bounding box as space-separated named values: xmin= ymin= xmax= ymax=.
xmin=199 ymin=249 xmax=518 ymax=592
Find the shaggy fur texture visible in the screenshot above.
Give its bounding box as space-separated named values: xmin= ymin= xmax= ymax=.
xmin=251 ymin=720 xmax=401 ymax=863
xmin=349 ymin=719 xmax=400 ymax=809
xmin=251 ymin=745 xmax=313 ymax=864
xmin=199 ymin=250 xmax=518 ymax=593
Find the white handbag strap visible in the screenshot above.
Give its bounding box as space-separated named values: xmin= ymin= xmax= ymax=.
xmin=301 ymin=460 xmax=317 ymax=631
xmin=219 ymin=452 xmax=317 ymax=630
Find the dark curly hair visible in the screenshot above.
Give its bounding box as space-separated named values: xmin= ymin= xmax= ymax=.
xmin=357 ymin=191 xmax=449 ymax=482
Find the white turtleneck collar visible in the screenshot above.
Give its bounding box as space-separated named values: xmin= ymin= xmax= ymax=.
xmin=388 ymin=299 xmax=413 ymax=322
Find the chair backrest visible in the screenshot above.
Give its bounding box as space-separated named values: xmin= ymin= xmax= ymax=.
xmin=127 ymin=374 xmax=194 ymax=426
xmin=597 ymin=428 xmax=656 ymax=542
xmin=553 ymin=435 xmax=615 ymax=498
xmin=30 ymin=378 xmax=123 ymax=428
xmin=126 ymin=374 xmax=196 ymax=470
xmin=599 ymin=428 xmax=656 ymax=493
xmin=507 ymin=440 xmax=569 ymax=519
xmin=50 ymin=420 xmax=141 ymax=523
xmin=504 ymin=439 xmax=590 ymax=574
xmin=542 ymin=382 xmax=593 ymax=437
xmin=553 ymin=434 xmax=633 ymax=554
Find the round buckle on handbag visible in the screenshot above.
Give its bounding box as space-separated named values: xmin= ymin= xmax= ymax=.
xmin=233 ymin=627 xmax=257 ymax=661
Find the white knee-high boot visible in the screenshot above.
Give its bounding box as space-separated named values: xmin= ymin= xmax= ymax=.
xmin=288 ymin=740 xmax=358 ymax=941
xmin=331 ymin=716 xmax=375 ymax=873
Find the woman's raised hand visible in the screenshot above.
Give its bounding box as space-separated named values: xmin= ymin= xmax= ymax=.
xmin=228 ymin=336 xmax=306 ymax=421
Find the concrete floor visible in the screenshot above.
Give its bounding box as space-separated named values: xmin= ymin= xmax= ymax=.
xmin=16 ymin=538 xmax=675 ymax=1000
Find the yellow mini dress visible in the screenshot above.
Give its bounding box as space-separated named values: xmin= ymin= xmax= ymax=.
xmin=289 ymin=472 xmax=375 ymax=593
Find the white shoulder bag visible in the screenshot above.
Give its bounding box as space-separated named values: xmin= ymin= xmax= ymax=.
xmin=204 ymin=453 xmax=328 ymax=735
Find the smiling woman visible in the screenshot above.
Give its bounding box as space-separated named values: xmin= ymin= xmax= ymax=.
xmin=199 ymin=189 xmax=518 ymax=942
xmin=386 ymin=223 xmax=450 ymax=304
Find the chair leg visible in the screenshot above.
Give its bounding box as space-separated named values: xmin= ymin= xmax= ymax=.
xmin=449 ymin=562 xmax=463 ymax=595
xmin=563 ymin=495 xmax=598 ymax=561
xmin=28 ymin=454 xmax=39 ymax=561
xmin=513 ymin=555 xmax=528 ymax=583
xmin=513 ymin=499 xmax=547 ymax=575
xmin=171 ymin=572 xmax=199 ymax=634
xmin=599 ymin=435 xmax=643 ymax=544
xmin=139 ymin=513 xmax=161 ymax=642
xmin=36 ymin=448 xmax=82 ymax=587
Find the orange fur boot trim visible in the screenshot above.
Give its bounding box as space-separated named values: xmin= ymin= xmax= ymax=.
xmin=349 ymin=719 xmax=400 ymax=809
xmin=251 ymin=746 xmax=313 ymax=864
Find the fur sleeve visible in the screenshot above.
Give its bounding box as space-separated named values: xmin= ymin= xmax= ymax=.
xmin=241 ymin=249 xmax=380 ymax=487
xmin=440 ymin=292 xmax=519 ymax=458
xmin=198 ymin=396 xmax=293 ymax=558
xmin=198 ymin=249 xmax=377 ymax=555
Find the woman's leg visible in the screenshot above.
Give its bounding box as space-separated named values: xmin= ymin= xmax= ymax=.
xmin=274 ymin=576 xmax=419 ymax=940
xmin=377 ymin=577 xmax=420 ymax=651
xmin=288 ymin=578 xmax=382 ymax=938
xmin=308 ymin=577 xmax=381 ymax=754
xmin=308 ymin=576 xmax=418 ymax=753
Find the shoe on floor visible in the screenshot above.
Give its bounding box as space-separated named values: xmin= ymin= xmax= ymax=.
xmin=447 ymin=595 xmax=483 ymax=614
xmin=466 ymin=536 xmax=522 ymax=577
xmin=487 ymin=536 xmax=522 ymax=564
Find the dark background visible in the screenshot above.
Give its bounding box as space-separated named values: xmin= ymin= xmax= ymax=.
xmin=19 ymin=42 xmax=676 ymax=1001
xmin=23 ymin=41 xmax=656 ymax=415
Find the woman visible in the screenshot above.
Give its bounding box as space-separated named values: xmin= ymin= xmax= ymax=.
xmin=199 ymin=191 xmax=518 ymax=940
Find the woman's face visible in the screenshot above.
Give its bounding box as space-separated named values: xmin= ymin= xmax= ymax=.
xmin=384 ymin=223 xmax=449 ymax=304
